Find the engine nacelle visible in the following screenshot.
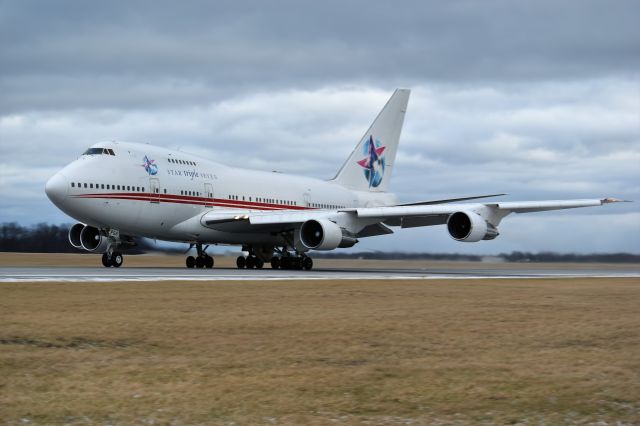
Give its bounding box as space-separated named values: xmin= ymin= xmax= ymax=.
xmin=299 ymin=219 xmax=358 ymax=250
xmin=79 ymin=225 xmax=109 ymax=252
xmin=68 ymin=223 xmax=85 ymax=249
xmin=447 ymin=211 xmax=499 ymax=242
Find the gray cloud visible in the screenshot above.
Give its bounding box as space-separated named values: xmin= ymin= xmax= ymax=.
xmin=2 ymin=0 xmax=639 ymax=113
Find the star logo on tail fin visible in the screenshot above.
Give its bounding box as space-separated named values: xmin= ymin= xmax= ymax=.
xmin=357 ymin=135 xmax=386 ymax=188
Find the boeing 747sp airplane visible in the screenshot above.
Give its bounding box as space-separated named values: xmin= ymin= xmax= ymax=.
xmin=45 ymin=89 xmax=624 ymax=269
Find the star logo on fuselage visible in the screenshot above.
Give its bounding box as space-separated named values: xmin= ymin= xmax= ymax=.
xmin=357 ymin=135 xmax=386 ymax=188
xmin=142 ymin=155 xmax=158 ymax=175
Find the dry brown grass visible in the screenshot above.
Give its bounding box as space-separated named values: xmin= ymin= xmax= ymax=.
xmin=1 ymin=278 xmax=639 ymax=425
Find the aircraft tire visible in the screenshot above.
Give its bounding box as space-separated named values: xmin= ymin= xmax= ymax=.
xmin=270 ymin=256 xmax=280 ymax=269
xmin=280 ymin=257 xmax=290 ymax=270
xmin=236 ymin=256 xmax=246 ymax=269
xmin=246 ymin=256 xmax=256 ymax=269
xmin=205 ymin=256 xmax=214 ymax=269
xmin=111 ymin=252 xmax=123 ymax=268
xmin=102 ymin=253 xmax=112 ymax=268
xmin=186 ymin=256 xmax=196 ymax=268
xmin=195 ymin=256 xmax=205 ymax=268
xmin=255 ymin=258 xmax=264 ymax=269
xmin=303 ymin=257 xmax=313 ymax=270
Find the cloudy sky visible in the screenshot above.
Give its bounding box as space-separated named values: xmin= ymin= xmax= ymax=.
xmin=1 ymin=0 xmax=639 ymax=254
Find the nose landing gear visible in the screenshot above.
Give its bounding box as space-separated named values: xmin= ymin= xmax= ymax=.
xmin=102 ymin=251 xmax=123 ymax=268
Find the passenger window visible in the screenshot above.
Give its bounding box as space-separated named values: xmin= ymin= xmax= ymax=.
xmin=164 ymin=189 xmax=167 ymax=194
xmin=117 ymin=185 xmax=120 ymax=190
xmin=90 ymin=184 xmax=93 ymax=188
xmin=142 ymin=187 xmax=144 ymax=192
xmin=101 ymin=184 xmax=104 ymax=189
xmin=71 ymin=183 xmax=75 ymax=188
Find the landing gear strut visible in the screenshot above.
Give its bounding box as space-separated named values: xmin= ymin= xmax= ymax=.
xmin=102 ymin=251 xmax=123 ymax=268
xmin=186 ymin=243 xmax=214 ymax=269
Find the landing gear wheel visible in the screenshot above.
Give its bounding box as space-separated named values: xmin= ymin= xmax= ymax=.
xmin=270 ymin=256 xmax=280 ymax=269
xmin=111 ymin=252 xmax=123 ymax=268
xmin=255 ymin=258 xmax=264 ymax=269
xmin=246 ymin=256 xmax=256 ymax=269
xmin=236 ymin=256 xmax=246 ymax=269
xmin=195 ymin=256 xmax=204 ymax=268
xmin=102 ymin=253 xmax=111 ymax=268
xmin=205 ymin=256 xmax=214 ymax=269
xmin=281 ymin=257 xmax=291 ymax=270
xmin=186 ymin=256 xmax=196 ymax=269
xmin=303 ymin=257 xmax=313 ymax=270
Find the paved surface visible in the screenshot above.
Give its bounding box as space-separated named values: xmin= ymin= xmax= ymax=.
xmin=1 ymin=266 xmax=639 ymax=282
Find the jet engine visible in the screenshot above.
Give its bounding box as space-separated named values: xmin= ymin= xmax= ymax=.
xmin=68 ymin=223 xmax=85 ymax=249
xmin=79 ymin=225 xmax=109 ymax=252
xmin=299 ymin=219 xmax=358 ymax=250
xmin=447 ymin=211 xmax=499 ymax=242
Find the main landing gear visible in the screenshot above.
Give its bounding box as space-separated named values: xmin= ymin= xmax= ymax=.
xmin=270 ymin=254 xmax=313 ymax=270
xmin=236 ymin=254 xmax=265 ymax=269
xmin=236 ymin=246 xmax=313 ymax=270
xmin=102 ymin=251 xmax=123 ymax=268
xmin=185 ymin=243 xmax=214 ymax=269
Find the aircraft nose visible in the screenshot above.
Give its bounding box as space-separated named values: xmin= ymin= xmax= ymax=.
xmin=45 ymin=172 xmax=68 ymax=206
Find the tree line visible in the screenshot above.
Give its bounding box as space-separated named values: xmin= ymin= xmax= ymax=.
xmin=1 ymin=222 xmax=638 ymax=263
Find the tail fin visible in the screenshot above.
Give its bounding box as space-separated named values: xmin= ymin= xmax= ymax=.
xmin=331 ymin=89 xmax=410 ymax=192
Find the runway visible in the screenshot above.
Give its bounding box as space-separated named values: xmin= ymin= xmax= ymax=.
xmin=1 ymin=265 xmax=639 ymax=282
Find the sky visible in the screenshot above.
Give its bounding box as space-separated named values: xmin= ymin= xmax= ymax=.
xmin=0 ymin=0 xmax=639 ymax=254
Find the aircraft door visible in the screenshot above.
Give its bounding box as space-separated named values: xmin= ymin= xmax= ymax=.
xmin=204 ymin=182 xmax=214 ymax=207
xmin=303 ymin=192 xmax=311 ymax=208
xmin=149 ymin=178 xmax=160 ymax=203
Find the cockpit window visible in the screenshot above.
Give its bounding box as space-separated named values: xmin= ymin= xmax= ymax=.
xmin=83 ymin=147 xmax=116 ymax=156
xmin=83 ymin=148 xmax=104 ymax=155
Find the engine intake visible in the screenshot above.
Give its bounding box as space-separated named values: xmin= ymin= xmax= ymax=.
xmin=447 ymin=211 xmax=499 ymax=242
xmin=299 ymin=219 xmax=358 ymax=250
xmin=79 ymin=225 xmax=109 ymax=252
xmin=68 ymin=223 xmax=85 ymax=249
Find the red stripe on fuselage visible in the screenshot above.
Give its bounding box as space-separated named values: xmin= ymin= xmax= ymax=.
xmin=71 ymin=192 xmax=313 ymax=211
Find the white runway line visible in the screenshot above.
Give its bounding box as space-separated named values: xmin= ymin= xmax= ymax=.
xmin=2 ymin=266 xmax=639 ymax=282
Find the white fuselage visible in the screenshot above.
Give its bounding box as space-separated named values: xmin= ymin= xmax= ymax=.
xmin=46 ymin=141 xmax=397 ymax=246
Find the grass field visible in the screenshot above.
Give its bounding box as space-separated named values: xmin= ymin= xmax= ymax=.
xmin=1 ymin=276 xmax=639 ymax=425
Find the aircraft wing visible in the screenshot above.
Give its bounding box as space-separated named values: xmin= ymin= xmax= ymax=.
xmin=355 ymin=198 xmax=625 ymax=228
xmin=197 ymin=198 xmax=625 ymax=234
